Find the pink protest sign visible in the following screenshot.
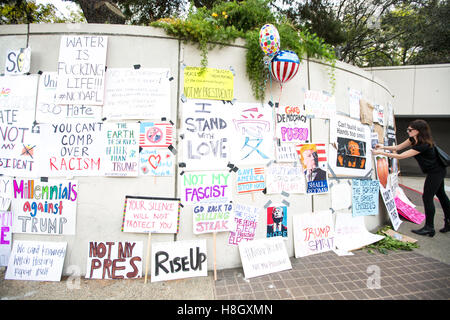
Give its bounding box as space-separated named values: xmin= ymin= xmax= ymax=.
xmin=394 ymin=197 xmax=425 ymax=225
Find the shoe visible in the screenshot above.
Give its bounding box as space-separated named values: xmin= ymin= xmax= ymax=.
xmin=439 ymin=219 xmax=450 ymax=233
xmin=411 ymin=226 xmax=435 ymax=237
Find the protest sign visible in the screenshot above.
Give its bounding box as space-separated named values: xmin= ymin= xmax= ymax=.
xmin=0 ymin=75 xmax=40 ymax=177
xmin=266 ymin=163 xmax=306 ymax=194
xmin=304 ymin=90 xmax=336 ymax=119
xmin=181 ymin=100 xmax=232 ymax=170
xmin=275 ymin=105 xmax=309 ymax=143
xmin=276 ymin=143 xmax=299 ymax=162
xmin=193 ymin=202 xmax=234 ymax=234
xmin=151 ymin=240 xmax=208 ymax=282
xmin=330 ymin=182 xmax=352 ymax=211
xmin=0 ymin=176 xmax=12 ymax=211
xmin=293 ymin=210 xmax=334 ymax=258
xmin=122 ymin=196 xmax=180 ymax=234
xmin=394 ymin=197 xmax=425 ymax=225
xmin=296 ymin=143 xmax=329 ymax=194
xmin=180 ymin=171 xmax=232 ymax=205
xmin=329 ymin=115 xmax=372 ymax=177
xmin=5 ymin=47 xmax=31 ymax=75
xmin=86 ymin=241 xmax=143 ymax=279
xmin=103 ymin=122 xmax=139 ymax=176
xmin=183 ymin=66 xmax=234 ymax=101
xmin=230 ymin=102 xmax=274 ymax=165
xmin=348 ymin=88 xmax=362 ymax=120
xmin=139 ymin=122 xmax=174 ymax=148
xmin=103 ymin=68 xmax=171 ymax=120
xmin=352 ymin=179 xmax=379 ymax=216
xmin=334 ymin=212 xmax=384 ymax=252
xmin=373 ymin=104 xmax=384 ymax=125
xmin=39 ymin=121 xmax=105 ymax=176
xmin=267 ymin=206 xmax=288 ymax=238
xmin=55 ymin=35 xmax=107 ymax=105
xmin=11 ymin=179 xmax=78 ymax=235
xmin=236 ymin=167 xmax=265 ymax=194
xmin=228 ymin=203 xmax=260 ymax=246
xmin=239 ymin=237 xmax=291 ymax=279
xmin=5 ymin=240 xmax=67 ymax=281
xmin=0 ymin=211 xmax=12 ymax=266
xmin=35 ymin=72 xmax=102 ymax=123
xmin=139 ymin=148 xmax=174 ymax=177
xmin=376 ymin=156 xmax=402 ymax=230
xmin=359 ymin=99 xmax=374 ymax=125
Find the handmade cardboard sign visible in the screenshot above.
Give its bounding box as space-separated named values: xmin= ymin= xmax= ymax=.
xmin=293 ymin=210 xmax=334 ymax=258
xmin=180 ymin=171 xmax=232 ymax=205
xmin=139 ymin=148 xmax=174 ymax=177
xmin=183 ymin=66 xmax=234 ymax=101
xmin=139 ymin=122 xmax=174 ymax=148
xmin=394 ymin=197 xmax=425 ymax=225
xmin=11 ymin=179 xmax=78 ymax=235
xmin=38 ymin=121 xmax=105 ymax=176
xmin=151 ymin=240 xmax=208 ymax=282
xmin=334 ymin=212 xmax=384 ymax=252
xmin=231 ymin=102 xmax=274 ymax=165
xmin=103 ymin=68 xmax=171 ymax=120
xmin=329 ymin=115 xmax=372 ymax=177
xmin=359 ymin=98 xmax=374 ymax=125
xmin=296 ymin=143 xmax=329 ymax=194
xmin=267 ymin=206 xmax=288 ymax=238
xmin=376 ymin=156 xmax=402 ymax=231
xmin=228 ymin=203 xmax=260 ymax=246
xmin=239 ymin=237 xmax=291 ymax=279
xmin=181 ymin=100 xmax=232 ymax=170
xmin=352 ymin=179 xmax=379 ymax=216
xmin=5 ymin=240 xmax=67 ymax=281
xmin=275 ymin=105 xmax=309 ymax=143
xmin=236 ymin=167 xmax=265 ymax=194
xmin=266 ymin=163 xmax=306 ymax=194
xmin=103 ymin=122 xmax=139 ymax=177
xmin=0 ymin=210 xmax=12 ymax=266
xmin=35 ymin=72 xmax=102 ymax=123
xmin=122 ymin=196 xmax=180 ymax=234
xmin=0 ymin=75 xmax=40 ymax=177
xmin=193 ymin=202 xmax=234 ymax=234
xmin=55 ymin=35 xmax=107 ymax=105
xmin=86 ymin=241 xmax=143 ymax=280
xmin=303 ymin=90 xmax=336 ymax=119
xmin=0 ymin=176 xmax=12 ymax=211
xmin=5 ymin=47 xmax=31 ymax=75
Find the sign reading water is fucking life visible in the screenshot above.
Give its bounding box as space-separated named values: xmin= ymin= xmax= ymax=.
xmin=55 ymin=35 xmax=107 ymax=105
xmin=122 ymin=196 xmax=179 ymax=234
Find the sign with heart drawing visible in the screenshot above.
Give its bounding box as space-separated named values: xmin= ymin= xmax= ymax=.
xmin=139 ymin=148 xmax=174 ymax=176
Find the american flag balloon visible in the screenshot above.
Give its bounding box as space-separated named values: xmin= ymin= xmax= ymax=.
xmin=270 ymin=50 xmax=300 ymax=84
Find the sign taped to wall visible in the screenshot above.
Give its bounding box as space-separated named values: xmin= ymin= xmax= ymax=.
xmin=183 ymin=66 xmax=234 ymax=101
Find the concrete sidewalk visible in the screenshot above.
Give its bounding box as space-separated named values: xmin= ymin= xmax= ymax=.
xmin=1 ymin=176 xmax=449 ymax=300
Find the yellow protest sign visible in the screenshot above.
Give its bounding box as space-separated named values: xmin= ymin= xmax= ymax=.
xmin=183 ymin=66 xmax=234 ymax=101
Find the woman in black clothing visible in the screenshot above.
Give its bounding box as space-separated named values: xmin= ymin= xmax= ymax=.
xmin=372 ymin=119 xmax=450 ymax=237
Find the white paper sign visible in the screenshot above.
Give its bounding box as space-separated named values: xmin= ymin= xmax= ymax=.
xmin=139 ymin=148 xmax=175 ymax=177
xmin=56 ymin=35 xmax=108 ymax=105
xmin=193 ymin=202 xmax=234 ymax=234
xmin=276 ymin=143 xmax=299 ymax=162
xmin=103 ymin=68 xmax=171 ymax=120
xmin=151 ymin=240 xmax=208 ymax=282
xmin=238 ymin=237 xmax=292 ymax=279
xmin=0 ymin=210 xmax=12 ymax=266
xmin=0 ymin=176 xmax=12 ymax=211
xmin=331 ymin=182 xmax=352 ymax=211
xmin=304 ymin=90 xmax=336 ymax=119
xmin=180 ymin=171 xmax=232 ymax=205
xmin=5 ymin=47 xmax=31 ymax=75
xmin=86 ymin=241 xmax=143 ymax=279
xmin=276 ymin=105 xmax=309 ymax=143
xmin=266 ymin=163 xmax=306 ymax=194
xmin=5 ymin=240 xmax=67 ymax=281
xmin=348 ymin=88 xmax=362 ymax=120
xmin=293 ymin=210 xmax=334 ymax=258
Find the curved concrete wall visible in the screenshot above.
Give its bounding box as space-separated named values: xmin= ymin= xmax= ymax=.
xmin=0 ymin=24 xmax=394 ymax=275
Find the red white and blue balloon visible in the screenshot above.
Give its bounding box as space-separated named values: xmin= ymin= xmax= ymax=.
xmin=270 ymin=50 xmax=300 ymax=84
xmin=259 ymin=24 xmax=280 ymax=57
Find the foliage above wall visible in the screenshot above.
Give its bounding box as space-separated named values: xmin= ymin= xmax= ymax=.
xmin=151 ymin=0 xmax=336 ymax=101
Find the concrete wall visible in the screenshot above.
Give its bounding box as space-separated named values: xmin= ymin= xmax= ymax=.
xmin=0 ymin=24 xmax=395 ymax=276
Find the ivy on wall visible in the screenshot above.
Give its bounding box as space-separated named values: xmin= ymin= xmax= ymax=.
xmin=151 ymin=0 xmax=336 ymax=101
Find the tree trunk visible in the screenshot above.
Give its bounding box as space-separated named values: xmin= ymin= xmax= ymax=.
xmin=76 ymin=0 xmax=125 ymax=24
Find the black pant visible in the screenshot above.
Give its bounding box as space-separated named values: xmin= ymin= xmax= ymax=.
xmin=422 ymin=168 xmax=450 ymax=228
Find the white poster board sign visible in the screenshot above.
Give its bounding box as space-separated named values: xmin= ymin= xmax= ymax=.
xmin=304 ymin=90 xmax=336 ymax=119
xmin=330 ymin=182 xmax=352 ymax=211
xmin=0 ymin=176 xmax=12 ymax=211
xmin=238 ymin=237 xmax=292 ymax=279
xmin=151 ymin=240 xmax=208 ymax=282
xmin=5 ymin=240 xmax=67 ymax=281
xmin=180 ymin=170 xmax=232 ymax=205
xmin=348 ymin=88 xmax=362 ymax=120
xmin=265 ymin=163 xmax=306 ymax=194
xmin=293 ymin=210 xmax=334 ymax=258
xmin=11 ymin=179 xmax=78 ymax=235
xmin=275 ymin=105 xmax=309 ymax=143
xmin=103 ymin=68 xmax=171 ymax=120
xmin=0 ymin=210 xmax=12 ymax=266
xmin=56 ymin=35 xmax=108 ymax=105
xmin=86 ymin=241 xmax=143 ymax=279
xmin=193 ymin=202 xmax=234 ymax=234
xmin=5 ymin=47 xmax=31 ymax=75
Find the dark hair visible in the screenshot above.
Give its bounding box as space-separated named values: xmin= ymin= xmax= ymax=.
xmin=408 ymin=119 xmax=434 ymax=146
